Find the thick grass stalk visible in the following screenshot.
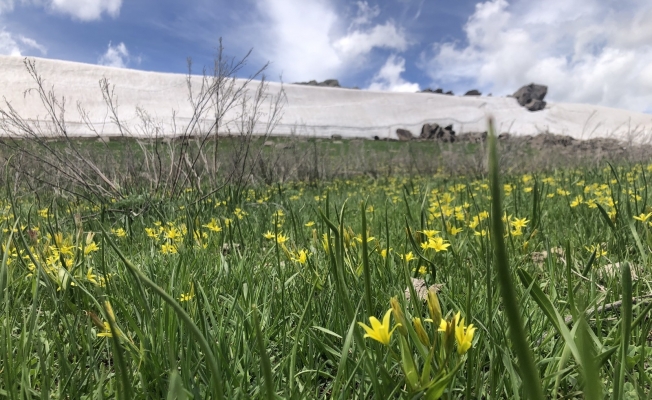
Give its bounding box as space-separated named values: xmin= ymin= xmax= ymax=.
xmin=361 ymin=201 xmax=373 ymax=316
xmin=252 ymin=305 xmax=275 ymax=400
xmin=487 ymin=118 xmax=545 ymax=400
xmin=612 ymin=262 xmax=632 ymax=400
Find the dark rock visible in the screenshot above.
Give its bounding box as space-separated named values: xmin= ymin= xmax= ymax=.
xmin=434 ymin=88 xmax=444 ymax=94
xmin=295 ymin=79 xmax=342 ymax=88
xmin=331 ymin=134 xmax=343 ymax=140
xmin=373 ymin=135 xmax=380 ymax=140
xmin=464 ymin=89 xmax=482 ymax=96
xmin=525 ymin=99 xmax=546 ymax=111
xmin=420 ymin=123 xmax=455 ymax=142
xmin=322 ymin=79 xmax=340 ymax=87
xmin=444 ymin=90 xmax=454 ymax=95
xmin=396 ymin=128 xmax=414 ymax=141
xmin=513 ymin=83 xmax=548 ymax=111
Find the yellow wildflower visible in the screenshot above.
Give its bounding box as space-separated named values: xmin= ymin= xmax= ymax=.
xmin=203 ymin=218 xmax=222 ymax=232
xmin=454 ymin=313 xmax=476 ymax=355
xmin=358 ymin=309 xmax=401 ymax=346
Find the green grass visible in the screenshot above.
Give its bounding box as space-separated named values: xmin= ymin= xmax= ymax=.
xmin=1 ymin=133 xmax=652 ymax=398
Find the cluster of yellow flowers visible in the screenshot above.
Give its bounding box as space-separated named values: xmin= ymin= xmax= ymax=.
xmin=358 ymin=289 xmax=475 ymax=396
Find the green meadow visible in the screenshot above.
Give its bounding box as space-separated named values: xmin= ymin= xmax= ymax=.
xmin=1 ymin=132 xmax=651 ymax=399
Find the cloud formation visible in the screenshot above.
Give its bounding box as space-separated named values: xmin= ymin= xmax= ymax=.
xmin=367 ymin=54 xmax=419 ymax=92
xmin=334 ymin=22 xmax=408 ymax=60
xmin=254 ymin=0 xmax=410 ymax=82
xmin=49 ymin=0 xmax=122 ymax=21
xmin=0 ymin=28 xmax=46 ymax=56
xmin=421 ymin=0 xmax=652 ymax=112
xmin=98 ymin=41 xmax=130 ymax=68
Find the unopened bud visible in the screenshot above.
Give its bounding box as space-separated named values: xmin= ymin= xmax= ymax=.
xmin=427 ymin=288 xmax=442 ymax=326
xmin=412 ymin=318 xmax=431 ymax=347
xmin=390 ymin=296 xmax=408 ymax=336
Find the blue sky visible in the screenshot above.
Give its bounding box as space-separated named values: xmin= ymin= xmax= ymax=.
xmin=1 ymin=0 xmax=652 ymax=113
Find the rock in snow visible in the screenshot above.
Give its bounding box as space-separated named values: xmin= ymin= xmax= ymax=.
xmin=513 ymin=83 xmax=548 ymax=112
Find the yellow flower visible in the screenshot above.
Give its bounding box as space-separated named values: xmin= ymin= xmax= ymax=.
xmin=570 ymin=196 xmax=583 ymax=207
xmin=474 ymin=229 xmax=489 ymax=238
xmin=292 ymin=249 xmax=309 ymax=264
xmin=510 ymin=217 xmax=529 ymax=230
xmin=161 ymin=243 xmax=177 ymax=255
xmin=263 ymin=231 xmax=275 ymax=240
xmin=112 ymin=228 xmax=127 ymax=238
xmin=379 ymin=248 xmax=391 ymax=258
xmin=427 ymin=236 xmax=450 ymax=252
xmin=84 ymin=241 xmax=100 ymax=255
xmin=164 ymin=226 xmax=182 ymax=242
xmin=454 ymin=313 xmax=476 ymax=355
xmin=179 ymin=293 xmax=194 ymax=302
xmin=400 ymin=252 xmax=416 ymax=262
xmin=305 ymin=221 xmax=315 ymax=227
xmin=585 ymin=244 xmax=607 ymax=258
xmin=202 ymin=218 xmax=222 ymax=233
xmin=275 ymin=233 xmax=289 ymax=245
xmin=145 ymin=227 xmax=160 ymax=239
xmin=86 ymin=268 xmax=99 ymax=285
xmin=633 ymin=212 xmax=652 ymax=222
xmin=448 ymin=226 xmax=463 ymax=236
xmin=421 ymin=229 xmax=440 ymax=239
xmin=358 ymin=309 xmax=401 ymax=346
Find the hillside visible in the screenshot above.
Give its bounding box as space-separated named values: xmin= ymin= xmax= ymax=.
xmin=1 ymin=56 xmax=652 ymax=142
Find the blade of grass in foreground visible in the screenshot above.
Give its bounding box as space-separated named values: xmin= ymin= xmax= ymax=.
xmin=487 ymin=118 xmax=545 ymax=400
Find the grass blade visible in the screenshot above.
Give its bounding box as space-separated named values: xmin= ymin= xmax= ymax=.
xmin=488 ymin=118 xmax=544 ymax=400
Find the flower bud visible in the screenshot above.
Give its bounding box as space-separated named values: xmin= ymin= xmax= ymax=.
xmin=412 ymin=317 xmax=431 ymax=347
xmin=438 ymin=315 xmax=456 ymax=355
xmin=427 ymin=288 xmax=442 ymax=326
xmin=390 ymin=296 xmax=408 ymax=336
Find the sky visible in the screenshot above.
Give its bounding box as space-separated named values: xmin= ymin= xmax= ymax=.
xmin=1 ymin=0 xmax=652 ymax=113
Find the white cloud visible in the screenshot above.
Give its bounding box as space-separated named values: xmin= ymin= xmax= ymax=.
xmin=98 ymin=41 xmax=130 ymax=68
xmin=421 ymin=0 xmax=652 ymax=112
xmin=334 ymin=22 xmax=409 ymax=60
xmin=0 ymin=27 xmax=46 ymax=56
xmin=254 ymin=0 xmax=410 ymax=82
xmin=351 ymin=1 xmax=380 ymax=27
xmin=18 ymin=35 xmax=46 ymax=54
xmin=49 ymin=0 xmax=121 ymax=21
xmin=367 ymin=54 xmax=420 ymax=92
xmin=0 ymin=28 xmax=21 ymax=55
xmin=255 ymin=0 xmax=342 ymax=81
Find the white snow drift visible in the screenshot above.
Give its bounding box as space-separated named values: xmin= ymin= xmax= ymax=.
xmin=1 ymin=55 xmax=651 ymax=142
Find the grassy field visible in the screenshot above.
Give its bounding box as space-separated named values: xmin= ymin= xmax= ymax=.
xmin=1 ymin=131 xmax=651 ymax=399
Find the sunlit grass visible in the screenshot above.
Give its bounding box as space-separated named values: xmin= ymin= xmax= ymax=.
xmin=1 ymin=134 xmax=652 ymax=398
